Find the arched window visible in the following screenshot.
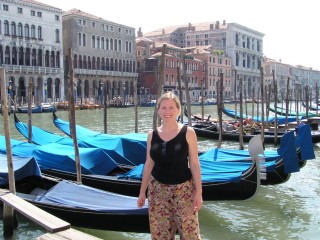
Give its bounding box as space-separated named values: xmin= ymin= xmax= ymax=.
xmin=82 ymin=33 xmax=86 ymax=46
xmin=106 ymin=58 xmax=109 ymax=70
xmin=83 ymin=55 xmax=87 ymax=69
xmin=25 ymin=48 xmax=30 ymax=65
xmin=106 ymin=38 xmax=109 ymax=50
xmin=38 ymin=49 xmax=43 ymax=66
xmin=55 ymin=29 xmax=60 ymax=42
xmin=38 ymin=26 xmax=42 ymax=39
xmin=79 ymin=55 xmax=82 ymax=68
xmin=56 ymin=51 xmax=60 ymax=68
xmin=97 ymin=57 xmax=100 ymax=70
xmin=110 ymin=38 xmax=113 ymax=50
xmin=12 ymin=47 xmax=18 ymax=65
xmin=118 ymin=40 xmax=121 ymax=52
xmin=122 ymin=60 xmax=126 ymax=72
xmin=18 ymin=23 xmax=23 ymax=37
xmin=24 ymin=24 xmax=30 ymax=38
xmin=92 ymin=35 xmax=95 ymax=48
xmin=101 ymin=57 xmax=105 ymax=70
xmin=45 ymin=50 xmax=50 ymax=67
xmin=114 ymin=59 xmax=118 ymax=71
xmin=31 ymin=25 xmax=36 ymax=38
xmin=236 ymin=52 xmax=239 ymax=66
xmin=4 ymin=20 xmax=9 ymax=35
xmin=97 ymin=36 xmax=100 ymax=49
xmin=5 ymin=46 xmax=10 ymax=64
xmin=114 ymin=39 xmax=117 ymax=51
xmin=73 ymin=54 xmax=77 ymax=68
xmin=101 ymin=37 xmax=105 ymax=49
xmin=32 ymin=49 xmax=36 ymax=66
xmin=78 ymin=32 xmax=82 ymax=46
xmin=92 ymin=57 xmax=96 ymax=70
xmin=11 ymin=22 xmax=16 ymax=36
xmin=110 ymin=58 xmax=114 ymax=70
xmin=88 ymin=56 xmax=91 ymax=69
xmin=126 ymin=60 xmax=129 ymax=72
xmin=18 ymin=47 xmax=24 ymax=65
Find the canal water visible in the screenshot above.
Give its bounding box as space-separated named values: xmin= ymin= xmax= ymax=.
xmin=0 ymin=105 xmax=319 ymax=239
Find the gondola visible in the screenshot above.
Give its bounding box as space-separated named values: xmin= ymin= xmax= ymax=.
xmin=0 ymin=132 xmax=261 ymax=201
xmin=222 ymin=106 xmax=303 ymax=124
xmin=17 ymin=104 xmax=42 ymax=113
xmin=0 ymin=154 xmax=149 ymax=232
xmin=14 ymin=114 xmax=316 ymax=187
xmin=268 ymin=105 xmax=318 ymax=117
xmin=52 ymin=112 xmax=313 ymax=171
xmin=40 ymin=102 xmax=57 ymax=112
xmin=184 ymin=107 xmax=320 ymax=144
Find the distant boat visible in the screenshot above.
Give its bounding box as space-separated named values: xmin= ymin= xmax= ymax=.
xmin=222 ymin=106 xmax=303 ymax=124
xmin=302 ymin=102 xmax=320 ymax=111
xmin=269 ymin=106 xmax=318 ymax=117
xmin=140 ymin=100 xmax=156 ymax=107
xmin=17 ymin=104 xmax=42 ymax=113
xmin=41 ymin=103 xmax=57 ymax=112
xmin=0 ymin=154 xmax=149 ymax=232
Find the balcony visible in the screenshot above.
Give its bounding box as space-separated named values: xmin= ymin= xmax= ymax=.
xmin=74 ymin=68 xmax=138 ymax=78
xmin=3 ymin=65 xmax=63 ymax=75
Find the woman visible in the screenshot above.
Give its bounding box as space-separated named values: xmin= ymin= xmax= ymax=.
xmin=137 ymin=92 xmax=202 ymax=240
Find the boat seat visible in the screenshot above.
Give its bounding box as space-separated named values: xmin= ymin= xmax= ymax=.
xmin=16 ymin=192 xmax=39 ymax=201
xmin=30 ymin=187 xmax=47 ymax=196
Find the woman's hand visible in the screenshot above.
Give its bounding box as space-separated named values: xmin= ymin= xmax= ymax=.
xmin=137 ymin=193 xmax=146 ymax=208
xmin=193 ymin=191 xmax=203 ymax=212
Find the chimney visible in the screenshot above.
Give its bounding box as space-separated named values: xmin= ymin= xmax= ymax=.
xmin=215 ymin=21 xmax=220 ymax=29
xmin=162 ymin=29 xmax=165 ymax=34
xmin=137 ymin=27 xmax=143 ymax=37
xmin=223 ymin=20 xmax=226 ymax=25
xmin=188 ymin=22 xmax=192 ymax=30
xmin=210 ymin=24 xmax=214 ymax=30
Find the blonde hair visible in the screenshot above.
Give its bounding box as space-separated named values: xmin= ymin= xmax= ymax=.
xmin=157 ymin=92 xmax=181 ymax=112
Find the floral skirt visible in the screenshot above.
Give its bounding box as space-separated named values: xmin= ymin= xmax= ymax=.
xmin=148 ymin=178 xmax=201 ymax=240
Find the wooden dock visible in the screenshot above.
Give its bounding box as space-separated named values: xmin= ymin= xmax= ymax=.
xmin=0 ymin=189 xmax=102 ymax=239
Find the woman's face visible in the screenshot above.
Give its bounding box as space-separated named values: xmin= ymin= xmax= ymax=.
xmin=158 ymin=99 xmax=180 ymax=121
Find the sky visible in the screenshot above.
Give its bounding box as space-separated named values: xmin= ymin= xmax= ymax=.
xmin=38 ymin=0 xmax=320 ymax=70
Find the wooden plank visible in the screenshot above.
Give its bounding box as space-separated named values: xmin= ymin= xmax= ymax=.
xmin=0 ymin=189 xmax=70 ymax=233
xmin=38 ymin=228 xmax=103 ymax=240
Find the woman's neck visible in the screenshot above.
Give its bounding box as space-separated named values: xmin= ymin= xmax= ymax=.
xmin=161 ymin=121 xmax=179 ymax=132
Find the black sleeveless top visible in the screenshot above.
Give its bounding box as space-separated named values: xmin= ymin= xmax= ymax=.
xmin=150 ymin=125 xmax=192 ymax=184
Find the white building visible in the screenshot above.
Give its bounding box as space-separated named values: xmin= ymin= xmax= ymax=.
xmin=144 ymin=20 xmax=264 ymax=100
xmin=264 ymin=58 xmax=320 ymax=101
xmin=0 ymin=0 xmax=64 ymax=104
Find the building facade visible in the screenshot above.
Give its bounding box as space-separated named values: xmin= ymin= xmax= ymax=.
xmin=136 ymin=38 xmax=207 ymax=103
xmin=190 ymin=46 xmax=232 ymax=100
xmin=226 ymin=23 xmax=264 ymax=100
xmin=0 ymin=0 xmax=64 ymax=104
xmin=144 ymin=21 xmax=264 ymax=100
xmin=264 ymin=58 xmax=320 ymax=101
xmin=62 ymin=9 xmax=138 ymax=105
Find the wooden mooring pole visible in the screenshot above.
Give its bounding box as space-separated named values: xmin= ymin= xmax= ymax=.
xmin=217 ymin=73 xmax=223 ymax=148
xmin=68 ymin=48 xmax=82 ymax=184
xmin=0 ymin=68 xmax=18 ymax=237
xmin=153 ymin=44 xmax=167 ymax=129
